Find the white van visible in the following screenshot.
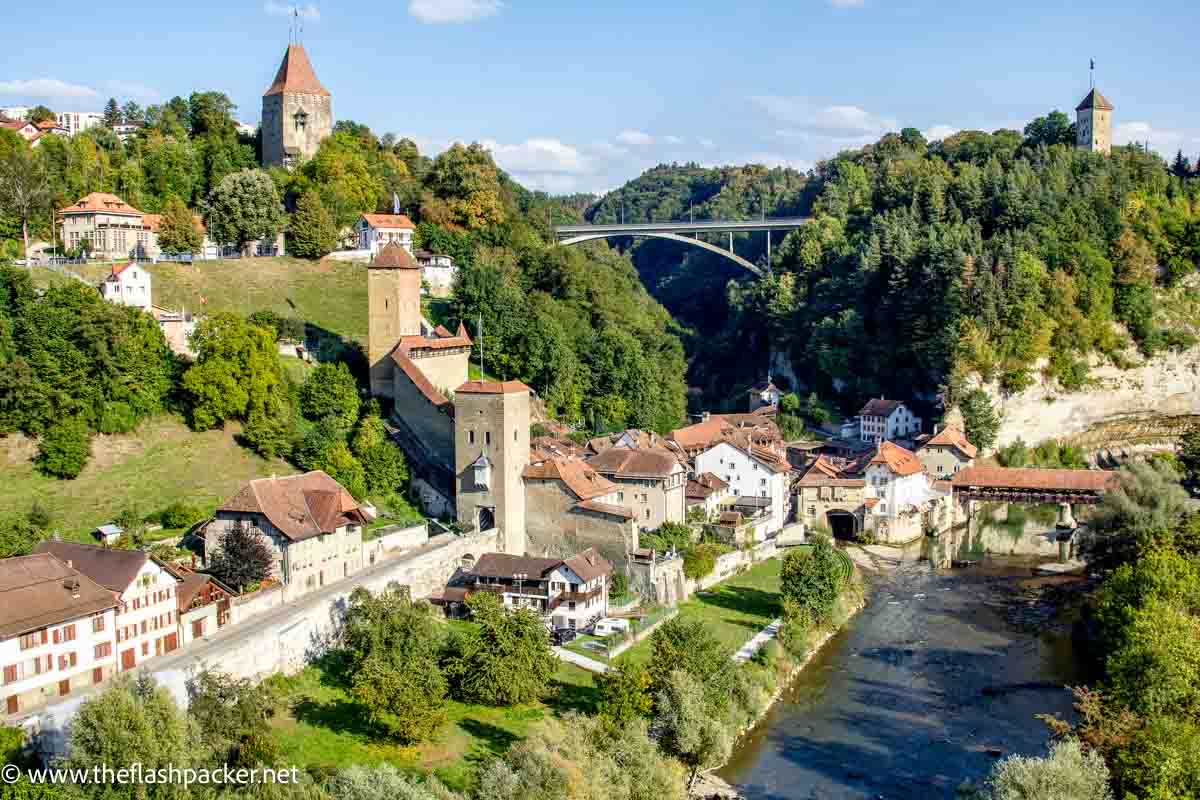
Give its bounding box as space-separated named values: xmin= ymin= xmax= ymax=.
xmin=593 ymin=618 xmax=631 ymax=637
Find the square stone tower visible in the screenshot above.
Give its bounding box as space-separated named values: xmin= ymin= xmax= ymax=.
xmin=1075 ymin=88 xmax=1114 ymax=154
xmin=367 ymin=242 xmax=423 ymax=396
xmin=454 ymin=381 xmax=531 ymax=556
xmin=262 ymin=44 xmax=332 ymax=169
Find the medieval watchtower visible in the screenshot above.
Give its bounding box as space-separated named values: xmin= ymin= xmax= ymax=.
xmin=367 ymin=242 xmax=423 ymax=396
xmin=1076 ymin=88 xmax=1114 ymax=155
xmin=454 ymin=381 xmax=531 ymax=556
xmin=262 ymin=43 xmax=332 ymax=169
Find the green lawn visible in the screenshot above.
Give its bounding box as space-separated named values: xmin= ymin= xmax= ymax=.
xmin=616 ymin=556 xmax=792 ymax=667
xmin=0 ymin=415 xmax=297 ymax=541
xmin=268 ymin=654 xmax=598 ymax=792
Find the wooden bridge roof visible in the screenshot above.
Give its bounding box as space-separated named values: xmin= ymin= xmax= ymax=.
xmin=951 ymin=466 xmax=1117 ymax=494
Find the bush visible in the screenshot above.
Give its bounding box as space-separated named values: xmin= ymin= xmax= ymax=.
xmin=779 ymin=536 xmax=845 ymax=625
xmin=36 ymin=417 xmax=91 ymax=479
xmin=596 ymin=665 xmax=653 ymax=727
xmin=1104 ymin=598 xmax=1200 ymax=718
xmin=984 ymin=738 xmax=1111 ymax=800
xmin=682 ymin=543 xmax=720 ymax=580
xmin=97 ymin=401 xmax=138 ymax=435
xmin=298 ymin=362 xmax=361 ymax=428
xmin=159 ymin=502 xmax=205 ymax=530
xmin=1112 ymin=716 xmax=1200 ymax=800
xmin=208 ymin=525 xmax=274 ymax=592
xmin=646 ymin=617 xmax=734 ymax=709
xmin=444 ymin=592 xmax=556 ymax=706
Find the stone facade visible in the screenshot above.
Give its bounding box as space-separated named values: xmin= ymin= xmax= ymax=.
xmin=261 ymin=44 xmax=332 ymax=169
xmin=455 ymin=382 xmax=531 ymax=555
xmin=524 ymin=478 xmax=638 ymax=567
xmin=1075 ymin=88 xmax=1113 ymax=155
xmin=367 ymin=254 xmax=423 ymax=396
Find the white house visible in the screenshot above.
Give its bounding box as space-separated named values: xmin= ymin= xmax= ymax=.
xmin=747 ymin=377 xmax=782 ymax=412
xmin=358 ymin=213 xmax=415 ymax=255
xmin=685 ymin=472 xmax=731 ymax=519
xmin=441 ymin=549 xmax=612 ymax=632
xmin=694 ymin=438 xmax=791 ymax=537
xmin=415 ymin=249 xmax=456 ymax=297
xmin=33 ymin=542 xmax=182 ymax=672
xmin=863 ymin=441 xmax=939 ymax=517
xmin=1 ymin=554 xmax=119 ymax=717
xmin=98 ymin=262 xmax=152 ymax=311
xmin=857 ymin=398 xmax=922 ymax=444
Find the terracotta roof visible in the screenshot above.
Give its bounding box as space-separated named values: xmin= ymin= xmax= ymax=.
xmin=105 ymin=261 xmax=136 ymax=281
xmin=360 ymin=213 xmax=415 ymax=230
xmin=563 ymin=548 xmax=613 ymax=582
xmin=0 ymin=554 xmax=119 ymax=640
xmin=216 ymin=471 xmax=363 ymax=542
xmin=455 ymin=380 xmax=531 ymax=395
xmin=865 ymin=497 xmax=880 ymax=509
xmin=32 ymin=541 xmax=165 ymax=595
xmin=0 ymin=119 xmax=29 ymax=130
xmin=869 ymin=441 xmax=925 ymax=477
xmin=471 ymin=553 xmax=563 ymax=580
xmin=34 ymin=119 xmax=63 ymax=131
xmin=172 ymin=569 xmax=234 ymax=611
xmin=574 ymin=499 xmax=635 ymax=519
xmin=671 ymin=416 xmax=735 ymax=450
xmin=523 ymin=457 xmax=618 ymax=501
xmin=264 ymin=43 xmax=330 ymax=97
xmin=370 ymin=241 xmax=419 ymax=270
xmin=390 ymin=348 xmax=453 ymax=412
xmin=919 ymin=426 xmax=977 ymax=459
xmin=529 ymin=436 xmax=586 ymax=461
xmin=397 ymin=333 xmax=472 ymax=353
xmin=454 ymin=322 xmax=473 ymax=344
xmin=588 ymin=447 xmax=683 ymax=479
xmin=687 ymin=472 xmax=729 ymax=499
xmin=718 ymin=511 xmax=743 ymax=526
xmin=1076 ymin=88 xmax=1114 ymax=111
xmin=859 ymin=398 xmax=905 ymax=417
xmin=796 ymin=456 xmax=866 ymax=487
xmin=60 ymin=192 xmax=143 ymax=217
xmin=434 ymin=324 xmax=453 ymax=338
xmin=951 ymin=466 xmax=1117 ymax=493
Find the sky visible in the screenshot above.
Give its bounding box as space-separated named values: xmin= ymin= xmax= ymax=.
xmin=1 ymin=0 xmax=1198 ymax=194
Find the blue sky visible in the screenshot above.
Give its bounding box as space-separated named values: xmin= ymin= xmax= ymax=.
xmin=1 ymin=0 xmax=1197 ymax=193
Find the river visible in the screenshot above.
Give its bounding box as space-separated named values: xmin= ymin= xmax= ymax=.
xmin=720 ymin=559 xmax=1081 ymax=799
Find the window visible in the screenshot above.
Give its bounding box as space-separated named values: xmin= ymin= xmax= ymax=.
xmin=94 ymin=643 xmax=112 ymax=659
xmin=19 ymin=630 xmax=46 ymax=650
xmin=62 ymin=624 xmax=76 ymax=642
xmin=2 ymin=665 xmax=16 ymax=685
xmin=514 ymin=429 xmax=518 ymax=441
xmin=485 ymin=431 xmax=491 ymax=446
xmin=141 ymin=642 xmax=149 ymax=656
xmin=92 ymin=615 xmax=105 ymax=633
xmin=468 ymin=430 xmax=475 ymax=444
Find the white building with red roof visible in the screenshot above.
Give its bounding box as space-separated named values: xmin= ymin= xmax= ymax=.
xmin=59 ymin=192 xmax=156 ymax=260
xmin=856 ymin=397 xmax=922 ymax=444
xmin=97 ymin=262 xmax=151 ymax=311
xmin=915 ymin=425 xmax=978 ymax=478
xmin=358 ymin=213 xmax=415 ymax=255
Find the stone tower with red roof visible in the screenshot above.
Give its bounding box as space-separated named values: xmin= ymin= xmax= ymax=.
xmin=1075 ymin=87 xmax=1113 ymax=155
xmin=262 ymin=43 xmax=332 ymax=168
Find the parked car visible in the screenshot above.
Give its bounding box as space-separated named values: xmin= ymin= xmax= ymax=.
xmin=551 ymin=628 xmax=578 ymax=646
xmin=593 ymin=618 xmax=631 ymax=637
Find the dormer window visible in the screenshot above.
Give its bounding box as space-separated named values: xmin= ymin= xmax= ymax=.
xmin=293 ymin=110 xmax=308 ymax=132
xmin=470 ymin=453 xmax=492 ymax=489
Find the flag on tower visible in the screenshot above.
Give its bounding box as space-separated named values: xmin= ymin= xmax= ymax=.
xmin=393 ymin=193 xmax=400 ymax=215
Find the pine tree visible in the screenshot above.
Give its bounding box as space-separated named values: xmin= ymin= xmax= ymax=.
xmin=1171 ymin=150 xmax=1192 ymax=178
xmin=102 ymin=98 xmax=121 ymax=128
xmin=156 ymin=195 xmax=202 ymax=254
xmin=288 ymin=189 xmax=337 ymax=259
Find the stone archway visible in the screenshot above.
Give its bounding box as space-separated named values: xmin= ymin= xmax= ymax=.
xmin=826 ymin=510 xmax=858 ymax=541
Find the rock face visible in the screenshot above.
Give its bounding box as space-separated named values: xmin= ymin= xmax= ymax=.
xmin=978 ymin=347 xmax=1200 ymax=451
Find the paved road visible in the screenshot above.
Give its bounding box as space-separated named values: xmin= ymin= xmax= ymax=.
xmin=553 ymin=647 xmax=610 ymax=674
xmin=720 ymin=562 xmax=1080 ymax=799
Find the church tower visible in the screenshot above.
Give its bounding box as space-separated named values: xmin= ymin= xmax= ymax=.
xmin=367 ymin=242 xmax=423 ymax=396
xmin=454 ymin=381 xmax=531 ymax=556
xmin=1075 ymin=88 xmax=1114 ymax=154
xmin=262 ymin=43 xmax=332 ymax=169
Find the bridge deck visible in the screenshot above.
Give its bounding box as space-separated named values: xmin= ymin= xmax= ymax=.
xmin=554 ymin=218 xmax=808 ymax=237
xmin=950 ymin=465 xmax=1117 ymax=495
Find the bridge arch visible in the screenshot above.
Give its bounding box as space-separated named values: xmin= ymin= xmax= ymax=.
xmin=556 ymin=232 xmax=764 ymax=277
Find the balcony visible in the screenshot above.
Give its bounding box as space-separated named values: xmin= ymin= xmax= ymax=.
xmin=471 ymin=582 xmax=549 ymax=599
xmin=547 ymin=586 xmax=603 ymax=612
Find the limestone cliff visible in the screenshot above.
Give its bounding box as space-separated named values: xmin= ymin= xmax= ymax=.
xmin=974 ymin=347 xmax=1200 ymax=453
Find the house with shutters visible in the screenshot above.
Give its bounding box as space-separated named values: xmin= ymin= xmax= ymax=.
xmin=207 ymin=471 xmax=368 ymax=602
xmin=358 ymin=213 xmax=415 ymax=255
xmin=915 ymin=425 xmax=978 ymax=478
xmin=0 ymin=554 xmax=119 ymax=717
xmin=856 ymin=398 xmax=922 ymax=445
xmin=586 ymin=447 xmax=688 ymax=531
xmin=98 ymin=261 xmax=152 ymax=311
xmin=694 ymin=435 xmax=792 ymax=538
xmin=33 ymin=541 xmax=182 ymax=673
xmin=162 ymin=564 xmax=235 ymax=647
xmin=685 ymin=472 xmax=731 ymax=520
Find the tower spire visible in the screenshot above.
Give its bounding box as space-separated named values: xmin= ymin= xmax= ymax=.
xmin=1089 ymin=57 xmax=1094 ymax=89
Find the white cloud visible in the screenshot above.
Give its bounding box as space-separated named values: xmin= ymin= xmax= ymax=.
xmin=0 ymin=78 xmax=97 ymax=99
xmin=615 ymin=129 xmax=654 ymax=146
xmin=754 ymin=96 xmax=897 ymax=139
xmin=1115 ymin=120 xmax=1200 ymax=157
xmin=264 ymin=1 xmax=320 ymax=19
xmin=481 ymin=137 xmax=591 ymax=175
xmin=663 ymin=135 xmax=684 ymax=145
xmin=828 ymin=0 xmax=865 ymax=6
xmin=587 ymin=140 xmax=629 ymax=158
xmin=408 ymin=0 xmax=502 ymax=23
xmin=699 ymin=138 xmax=717 ymax=149
xmin=923 ymin=124 xmax=959 ymax=141
xmin=103 ymin=80 xmax=160 ymax=103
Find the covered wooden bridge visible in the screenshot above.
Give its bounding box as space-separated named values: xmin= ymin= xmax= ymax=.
xmin=950 ymin=466 xmax=1119 ymax=506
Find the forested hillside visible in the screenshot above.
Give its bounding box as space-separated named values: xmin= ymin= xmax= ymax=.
xmin=588 ymin=123 xmax=1200 ymax=419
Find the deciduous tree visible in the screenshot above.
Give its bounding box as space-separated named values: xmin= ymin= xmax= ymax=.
xmin=288 ymin=189 xmax=337 ymax=259
xmin=444 ymin=592 xmax=556 ymax=705
xmin=207 ymin=523 xmax=274 ymax=592
xmin=205 ymin=169 xmax=284 ymax=255
xmin=156 ymin=194 xmax=202 ymax=254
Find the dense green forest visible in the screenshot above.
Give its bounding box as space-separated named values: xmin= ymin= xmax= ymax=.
xmin=587 ymin=123 xmax=1200 ymax=418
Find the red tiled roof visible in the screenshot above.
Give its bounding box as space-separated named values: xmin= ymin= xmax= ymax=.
xmin=455 ymin=380 xmax=530 ymax=395
xmin=60 ymin=192 xmax=144 ymax=217
xmin=859 ymin=398 xmax=905 ymax=418
xmin=397 ymin=334 xmax=472 ymax=353
xmin=0 ymin=554 xmax=120 ymax=640
xmin=217 ymin=470 xmax=364 ymax=542
xmin=869 ymin=441 xmax=924 ymax=477
xmin=360 ymin=213 xmax=415 ymax=230
xmin=951 ymin=466 xmax=1117 ymax=493
xmin=264 ymin=43 xmax=330 ymax=97
xmin=574 ymin=499 xmax=635 ymax=520
xmin=687 ymin=471 xmax=729 ymax=499
xmin=563 ymin=548 xmax=614 ymax=582
xmin=588 ymin=447 xmax=683 ymax=479
xmin=865 ymin=497 xmax=880 ymax=509
xmin=1076 ymin=88 xmax=1114 ymax=112
xmin=370 ymin=241 xmax=419 ymax=270
xmin=471 ymin=553 xmax=563 ymax=580
xmin=523 ymin=457 xmax=618 ymax=501
xmin=671 ymin=416 xmax=735 ymax=450
xmin=919 ymin=426 xmax=978 ymax=459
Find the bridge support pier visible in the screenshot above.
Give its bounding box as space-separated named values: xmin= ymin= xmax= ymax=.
xmin=1055 ymin=502 xmax=1078 ymax=563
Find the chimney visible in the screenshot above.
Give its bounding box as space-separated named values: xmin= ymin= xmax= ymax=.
xmin=702 ymin=412 xmax=711 ymax=423
xmin=934 ymin=424 xmax=940 ymax=435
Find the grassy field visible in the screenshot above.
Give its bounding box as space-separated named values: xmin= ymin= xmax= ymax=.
xmin=616 ymin=556 xmax=792 ymax=667
xmin=0 ymin=415 xmax=297 ymax=541
xmin=268 ymin=657 xmax=598 ymax=792
xmin=32 ymin=258 xmax=371 ymax=345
